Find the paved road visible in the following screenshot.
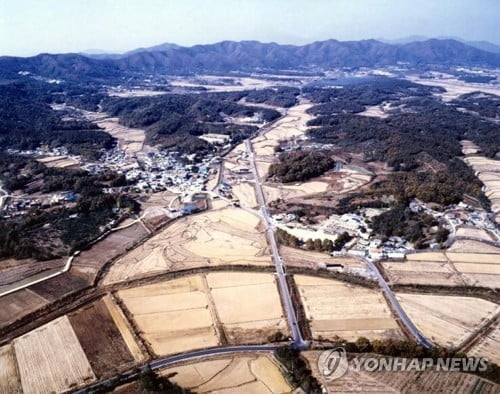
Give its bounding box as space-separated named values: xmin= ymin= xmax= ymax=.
xmin=356 ymin=255 xmax=433 ymax=349
xmin=75 ymin=344 xmax=282 ymax=393
xmin=245 ymin=139 xmax=307 ymax=349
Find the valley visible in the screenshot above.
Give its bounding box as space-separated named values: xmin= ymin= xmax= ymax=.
xmin=0 ymin=39 xmax=500 ymax=392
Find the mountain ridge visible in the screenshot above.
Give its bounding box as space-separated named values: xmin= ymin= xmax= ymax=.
xmin=1 ymin=38 xmax=499 ymax=81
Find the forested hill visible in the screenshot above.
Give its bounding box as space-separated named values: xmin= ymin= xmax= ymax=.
xmin=2 ymin=38 xmax=500 ymax=81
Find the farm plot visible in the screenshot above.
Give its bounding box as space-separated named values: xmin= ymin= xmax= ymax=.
xmin=384 ymin=250 xmax=500 ymax=288
xmin=253 ymin=103 xmax=314 ymax=154
xmin=68 ymin=299 xmax=136 ymax=378
xmin=263 ymin=181 xmax=329 ymax=202
xmin=161 ymin=354 xmax=291 ymax=393
xmin=463 ymin=155 xmax=500 ymax=224
xmin=281 ymin=246 xmax=365 ymax=271
xmin=304 ymin=351 xmax=499 ymax=393
xmin=0 ymin=344 xmax=21 ymax=393
xmin=118 ymin=276 xmax=219 ymax=356
xmin=294 ymin=275 xmax=403 ymax=341
xmin=104 ymin=207 xmax=271 ymax=285
xmin=448 ymin=239 xmax=500 ymax=253
xmin=207 ymin=272 xmax=289 ymax=344
xmin=73 ymin=221 xmax=149 ymax=281
xmin=102 ymin=295 xmax=145 ymax=362
xmin=0 ymin=289 xmax=48 ymax=329
xmin=447 ymin=252 xmax=500 ymax=287
xmin=461 ymin=140 xmax=481 ymax=155
xmin=395 ymin=293 xmax=500 ymax=348
xmin=469 ymin=324 xmax=500 ymax=365
xmin=456 ymin=227 xmax=495 ymax=241
xmin=94 ymin=117 xmax=145 ymax=156
xmin=37 ymin=155 xmax=79 ymax=168
xmin=14 ymin=315 xmax=95 ymax=394
xmin=231 ymin=181 xmax=258 ymax=208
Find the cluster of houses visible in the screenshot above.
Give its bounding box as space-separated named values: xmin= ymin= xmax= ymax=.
xmin=85 ymin=149 xmax=221 ymax=196
xmin=2 ymin=192 xmax=77 ymax=217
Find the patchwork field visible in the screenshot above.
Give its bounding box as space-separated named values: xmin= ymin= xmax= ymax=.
xmin=0 ymin=344 xmax=21 ymax=393
xmin=161 ymin=354 xmax=291 ymax=393
xmin=469 ymin=324 xmax=500 ymax=365
xmin=408 ymin=76 xmax=500 ymax=102
xmin=252 ymin=102 xmax=314 ymax=157
xmin=461 ymin=140 xmax=481 ymax=155
xmin=304 ymin=351 xmax=500 ymax=393
xmin=383 ymin=250 xmax=500 ymax=288
xmin=68 ymin=299 xmax=136 ymax=378
xmin=263 ymin=181 xmax=329 ymax=202
xmin=37 ymin=155 xmax=79 ymax=168
xmin=104 ymin=207 xmax=271 ymax=285
xmin=118 ymin=275 xmax=218 ymax=356
xmin=94 ymin=117 xmax=145 ymax=156
xmin=294 ymin=275 xmax=403 ymax=341
xmin=14 ymin=315 xmax=95 ymax=394
xmin=448 ymin=239 xmax=500 ymax=253
xmin=463 ymin=155 xmax=500 ymax=224
xmin=456 ymin=226 xmax=496 ymax=241
xmin=395 ymin=293 xmax=499 ymax=348
xmin=206 ymin=272 xmax=289 ymax=343
xmin=118 ymin=272 xmax=288 ymax=356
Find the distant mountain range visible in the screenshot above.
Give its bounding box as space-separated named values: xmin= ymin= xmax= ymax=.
xmin=1 ymin=38 xmax=500 ymax=81
xmin=379 ymin=36 xmax=500 ymax=54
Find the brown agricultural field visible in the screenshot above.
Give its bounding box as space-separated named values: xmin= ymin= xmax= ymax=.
xmin=469 ymin=324 xmax=500 ymax=365
xmin=103 ymin=207 xmax=271 ymax=285
xmin=68 ymin=298 xmax=136 ymax=378
xmin=14 ymin=315 xmax=95 ymax=394
xmin=161 ymin=354 xmax=291 ymax=393
xmin=102 ymin=295 xmax=146 ymax=362
xmin=0 ymin=344 xmax=22 ymax=393
xmin=118 ymin=275 xmax=219 ymax=356
xmin=383 ymin=250 xmax=500 ymax=288
xmin=304 ymin=351 xmax=500 ymax=393
xmin=206 ymin=272 xmax=289 ymax=344
xmin=0 ymin=289 xmax=49 ymax=329
xmin=294 ymin=275 xmax=403 ymax=341
xmin=395 ymin=293 xmax=500 ymax=348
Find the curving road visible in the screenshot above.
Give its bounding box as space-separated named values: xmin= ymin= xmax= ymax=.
xmin=75 ymin=344 xmax=282 ymax=393
xmin=355 ymin=255 xmax=433 ymax=349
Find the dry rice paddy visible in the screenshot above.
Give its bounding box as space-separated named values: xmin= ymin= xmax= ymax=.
xmin=104 ymin=207 xmax=271 ymax=285
xmin=161 ymin=354 xmax=291 ymax=393
xmin=118 ymin=275 xmax=218 ymax=356
xmin=231 ymin=181 xmax=258 ymax=208
xmin=396 ymin=293 xmax=500 ymax=348
xmin=118 ymin=272 xmax=288 ymax=356
xmin=383 ymin=250 xmax=500 ymax=288
xmin=206 ymin=272 xmax=289 ymax=343
xmin=13 ymin=315 xmax=95 ymax=394
xmin=463 ymin=155 xmax=500 ymax=224
xmin=304 ymin=351 xmax=499 ymax=393
xmin=0 ymin=344 xmax=21 ymax=393
xmin=469 ymin=324 xmax=500 ymax=365
xmin=294 ymin=275 xmax=403 ymax=341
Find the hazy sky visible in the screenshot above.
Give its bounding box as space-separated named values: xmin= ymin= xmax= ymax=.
xmin=1 ymin=0 xmax=499 ymax=56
